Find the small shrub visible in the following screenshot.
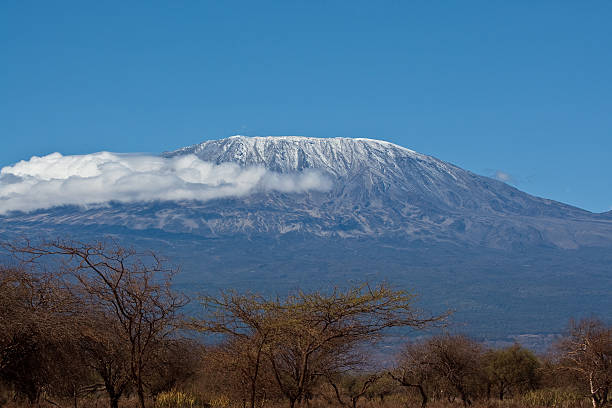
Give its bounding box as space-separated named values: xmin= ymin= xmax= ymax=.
xmin=521 ymin=388 xmax=584 ymax=408
xmin=155 ymin=390 xmax=197 ymax=408
xmin=208 ymin=394 xmax=231 ymax=408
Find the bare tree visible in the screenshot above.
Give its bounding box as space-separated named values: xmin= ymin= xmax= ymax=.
xmin=325 ymin=373 xmax=380 ymax=408
xmin=78 ymin=312 xmax=132 ymax=408
xmin=197 ymin=291 xmax=282 ymax=408
xmin=555 ymin=318 xmax=612 ymax=408
xmin=365 ymin=374 xmax=396 ymax=405
xmin=0 ymin=266 xmax=81 ymax=404
xmin=7 ymin=240 xmax=187 ymax=408
xmin=423 ymin=334 xmax=484 ymax=407
xmin=146 ymin=338 xmax=203 ymax=398
xmin=389 ymin=340 xmax=434 ymax=408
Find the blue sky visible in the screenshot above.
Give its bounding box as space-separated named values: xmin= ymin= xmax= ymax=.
xmin=1 ymin=1 xmax=611 ymax=212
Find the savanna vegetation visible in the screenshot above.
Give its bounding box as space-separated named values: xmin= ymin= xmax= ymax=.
xmin=1 ymin=240 xmax=610 ymax=408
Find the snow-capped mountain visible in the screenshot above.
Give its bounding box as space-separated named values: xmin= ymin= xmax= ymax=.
xmin=3 ymin=136 xmax=610 ymax=249
xmin=2 ymin=136 xmax=612 ymax=337
xmin=166 ymin=135 xmax=584 ymax=218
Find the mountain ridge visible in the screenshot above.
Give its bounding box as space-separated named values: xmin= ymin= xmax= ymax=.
xmin=3 ymin=136 xmax=609 ymax=249
xmin=165 ymin=136 xmax=589 ymax=215
xmin=2 ymin=135 xmax=612 ymax=337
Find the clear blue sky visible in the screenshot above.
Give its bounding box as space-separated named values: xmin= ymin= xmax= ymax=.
xmin=1 ymin=1 xmax=611 ymax=212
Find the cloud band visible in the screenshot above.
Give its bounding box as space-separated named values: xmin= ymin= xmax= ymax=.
xmin=0 ymin=152 xmax=332 ymax=214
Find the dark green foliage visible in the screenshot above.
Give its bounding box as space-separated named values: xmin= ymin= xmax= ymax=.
xmin=484 ymin=344 xmax=540 ymax=400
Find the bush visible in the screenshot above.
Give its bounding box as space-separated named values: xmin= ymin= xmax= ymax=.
xmin=155 ymin=390 xmax=198 ymax=408
xmin=521 ymin=388 xmax=585 ymax=408
xmin=208 ymin=395 xmax=232 ymax=408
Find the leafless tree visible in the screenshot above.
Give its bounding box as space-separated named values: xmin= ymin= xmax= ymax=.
xmin=555 ymin=318 xmax=612 ymax=408
xmin=6 ymin=239 xmax=188 ymax=408
xmin=146 ymin=337 xmax=203 ymax=397
xmin=389 ymin=340 xmax=434 ymax=408
xmin=197 ymin=291 xmax=281 ymax=408
xmin=0 ymin=265 xmax=81 ymax=404
xmin=78 ymin=311 xmax=132 ymax=408
xmin=325 ymin=372 xmax=380 ymax=408
xmin=421 ymin=334 xmax=484 ymax=407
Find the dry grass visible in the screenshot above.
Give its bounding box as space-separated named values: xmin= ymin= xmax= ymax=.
xmin=0 ymin=389 xmax=593 ymax=408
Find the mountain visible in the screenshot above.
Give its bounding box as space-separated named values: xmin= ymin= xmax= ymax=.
xmin=2 ymin=136 xmax=612 ymax=340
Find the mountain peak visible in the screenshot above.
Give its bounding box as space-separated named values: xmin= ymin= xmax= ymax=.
xmin=160 ymin=135 xmax=595 ymax=232
xmin=223 ymin=135 xmax=417 ymax=151
xmin=3 ymin=135 xmax=598 ymax=248
xmin=164 ymin=135 xmax=429 ymax=176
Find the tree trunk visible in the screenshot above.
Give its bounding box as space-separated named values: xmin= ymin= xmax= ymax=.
xmin=136 ymin=358 xmax=146 ymax=408
xmin=590 ymin=373 xmax=600 ymax=408
xmin=250 ymin=342 xmax=264 ymax=408
xmin=105 ymin=383 xmax=123 ymax=408
xmin=110 ymin=395 xmax=120 ymax=408
xmin=25 ymin=384 xmax=39 ymax=406
xmin=417 ymin=385 xmax=428 ymax=408
xmin=459 ymin=390 xmax=471 ymax=407
xmin=250 ymin=379 xmax=257 ymax=408
xmin=137 ymin=383 xmax=146 ymax=408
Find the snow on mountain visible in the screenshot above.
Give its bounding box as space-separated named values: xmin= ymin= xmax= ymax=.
xmin=3 ymin=136 xmax=612 ymax=337
xmin=166 ymin=135 xmax=427 ymax=176
xmin=2 ymin=136 xmax=610 ymax=249
xmin=165 ymin=135 xmax=586 ymax=217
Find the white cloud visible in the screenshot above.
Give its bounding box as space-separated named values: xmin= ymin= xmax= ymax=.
xmin=493 ymin=170 xmax=513 ymax=183
xmin=0 ymin=152 xmax=332 ymax=214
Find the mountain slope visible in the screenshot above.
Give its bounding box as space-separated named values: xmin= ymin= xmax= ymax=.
xmin=164 ymin=136 xmax=612 ymax=248
xmin=166 ymin=136 xmax=584 ymax=218
xmin=4 ymin=136 xmax=611 ymax=250
xmin=2 ymin=136 xmax=612 ymax=339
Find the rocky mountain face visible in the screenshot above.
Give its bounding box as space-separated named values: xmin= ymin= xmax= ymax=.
xmin=167 ymin=137 xmax=607 ymax=247
xmin=6 ymin=136 xmax=610 ymax=249
xmin=2 ymin=136 xmax=611 ymax=338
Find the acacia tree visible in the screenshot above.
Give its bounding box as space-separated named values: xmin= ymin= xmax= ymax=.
xmin=325 ymin=373 xmax=380 ymax=408
xmin=198 ymin=342 xmax=274 ymax=405
xmin=270 ymin=285 xmax=445 ymax=408
xmin=146 ymin=338 xmax=203 ymax=398
xmin=78 ymin=312 xmax=132 ymax=408
xmin=0 ymin=266 xmax=82 ymax=404
xmin=365 ymin=374 xmax=396 ymax=404
xmin=199 ymin=283 xmax=446 ymax=408
xmin=424 ymin=334 xmax=484 ymax=407
xmin=389 ymin=340 xmax=434 ymax=408
xmin=197 ymin=291 xmax=284 ymax=408
xmin=483 ymin=344 xmax=539 ymax=400
xmin=555 ymin=318 xmax=612 ymax=408
xmin=7 ymin=240 xmax=187 ymax=408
